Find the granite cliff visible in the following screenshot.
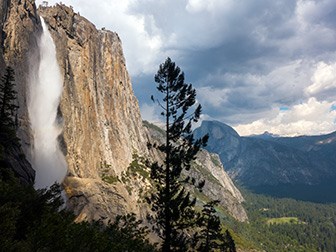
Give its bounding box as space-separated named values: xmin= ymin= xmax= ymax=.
xmin=1 ymin=1 xmax=247 ymax=222
xmin=37 ymin=4 xmax=152 ymax=221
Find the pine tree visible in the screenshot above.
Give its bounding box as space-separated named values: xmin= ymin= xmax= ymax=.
xmin=0 ymin=67 xmax=18 ymax=127
xmin=223 ymin=229 xmax=236 ymax=252
xmin=195 ymin=200 xmax=236 ymax=252
xmin=147 ymin=57 xmax=208 ymax=251
xmin=0 ymin=67 xmax=19 ymax=145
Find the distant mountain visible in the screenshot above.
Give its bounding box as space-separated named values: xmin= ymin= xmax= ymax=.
xmin=250 ymin=131 xmax=280 ymax=139
xmin=194 ymin=120 xmax=336 ymax=203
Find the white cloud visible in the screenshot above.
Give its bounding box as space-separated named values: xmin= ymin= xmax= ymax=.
xmin=306 ymin=61 xmax=336 ymax=100
xmin=197 ymin=59 xmax=336 ymax=135
xmin=234 ymin=98 xmax=336 ymax=136
xmin=197 ymin=86 xmax=229 ymax=108
xmin=140 ymin=103 xmax=162 ymax=123
xmin=296 ymin=0 xmax=336 ymax=27
xmin=186 ymin=0 xmax=232 ymax=14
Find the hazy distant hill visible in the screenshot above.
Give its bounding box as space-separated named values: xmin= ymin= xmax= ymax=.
xmin=194 ymin=120 xmax=336 ymax=202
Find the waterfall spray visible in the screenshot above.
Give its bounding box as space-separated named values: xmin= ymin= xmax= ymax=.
xmin=28 ymin=18 xmax=67 ymax=189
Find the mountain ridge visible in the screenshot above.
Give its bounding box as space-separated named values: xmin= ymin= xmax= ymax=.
xmin=194 ymin=120 xmax=336 ymax=202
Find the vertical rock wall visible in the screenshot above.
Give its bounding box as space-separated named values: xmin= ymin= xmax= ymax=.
xmin=39 ymin=4 xmax=150 ymax=220
xmin=39 ymin=5 xmax=148 ymax=179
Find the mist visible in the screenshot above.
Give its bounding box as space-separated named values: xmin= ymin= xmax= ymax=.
xmin=28 ymin=18 xmax=67 ymax=189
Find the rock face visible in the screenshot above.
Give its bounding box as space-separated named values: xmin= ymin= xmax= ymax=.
xmin=194 ymin=121 xmax=241 ymax=171
xmin=192 ymin=150 xmax=247 ymax=221
xmin=0 ymin=0 xmax=38 ymax=184
xmin=38 ymin=4 xmax=150 ymax=221
xmin=38 ymin=4 xmax=148 ymax=179
xmin=1 ymin=143 xmax=35 ymax=184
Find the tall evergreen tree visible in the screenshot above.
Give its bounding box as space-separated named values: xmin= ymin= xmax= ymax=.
xmin=195 ymin=200 xmax=236 ymax=252
xmin=0 ymin=67 xmax=18 ymax=129
xmin=147 ymin=57 xmax=208 ymax=251
xmin=0 ymin=67 xmax=19 ymax=145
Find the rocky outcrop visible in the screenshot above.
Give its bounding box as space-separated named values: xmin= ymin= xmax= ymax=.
xmin=194 ymin=120 xmax=241 ymax=169
xmin=0 ymin=0 xmax=39 ymax=183
xmin=1 ymin=142 xmax=35 ymax=184
xmin=192 ymin=150 xmax=247 ymax=221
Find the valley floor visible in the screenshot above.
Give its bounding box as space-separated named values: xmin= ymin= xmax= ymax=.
xmin=224 ymin=188 xmax=336 ymax=251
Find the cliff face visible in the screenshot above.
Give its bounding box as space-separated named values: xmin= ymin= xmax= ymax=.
xmin=2 ymin=1 xmax=247 ymax=222
xmin=192 ymin=150 xmax=247 ymax=221
xmin=38 ymin=5 xmax=148 ymax=179
xmin=38 ymin=4 xmax=150 ymax=220
xmin=0 ymin=0 xmax=38 ymax=184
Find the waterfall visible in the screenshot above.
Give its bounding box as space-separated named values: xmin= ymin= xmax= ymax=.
xmin=28 ymin=18 xmax=67 ymax=189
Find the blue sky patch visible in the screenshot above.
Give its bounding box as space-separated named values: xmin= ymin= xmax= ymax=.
xmin=280 ymin=107 xmax=289 ymax=111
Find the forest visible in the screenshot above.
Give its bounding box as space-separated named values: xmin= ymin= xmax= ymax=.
xmin=229 ymin=188 xmax=336 ymax=251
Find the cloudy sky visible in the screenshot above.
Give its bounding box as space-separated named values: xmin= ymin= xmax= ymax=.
xmin=36 ymin=0 xmax=336 ymax=136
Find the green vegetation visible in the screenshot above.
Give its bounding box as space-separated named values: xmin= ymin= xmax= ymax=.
xmin=0 ymin=141 xmax=155 ymax=251
xmin=146 ymin=57 xmax=236 ymax=251
xmin=194 ymin=200 xmax=236 ymax=251
xmin=102 ymin=174 xmax=120 ymax=184
xmin=250 ymin=182 xmax=336 ymax=203
xmin=0 ymin=168 xmax=156 ymax=251
xmin=147 ymin=57 xmax=208 ymax=251
xmin=121 ymin=153 xmax=151 ymax=196
xmin=0 ymin=67 xmax=18 ymax=131
xmin=222 ymin=188 xmax=336 ymax=251
xmin=0 ymin=67 xmax=19 ymax=149
xmin=143 ymin=112 xmax=335 ymax=251
xmin=5 ymin=63 xmax=335 ymax=251
xmin=128 ymin=153 xmax=150 ymax=180
xmin=266 ymin=217 xmax=304 ymax=225
xmin=100 ymin=161 xmax=120 ymax=184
